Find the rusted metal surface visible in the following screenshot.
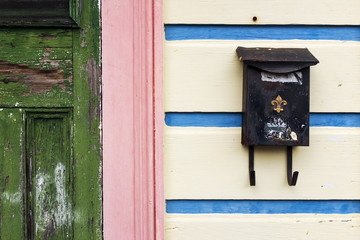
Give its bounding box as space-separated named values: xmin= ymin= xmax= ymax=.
xmin=287 ymin=146 xmax=299 ymax=186
xmin=237 ymin=47 xmax=319 ymax=73
xmin=238 ymin=47 xmax=319 ymax=146
xmin=236 ymin=47 xmax=319 ymax=63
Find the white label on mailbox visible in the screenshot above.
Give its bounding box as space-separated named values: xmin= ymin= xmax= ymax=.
xmin=264 ymin=117 xmax=298 ymax=141
xmin=261 ymin=71 xmax=302 ymax=84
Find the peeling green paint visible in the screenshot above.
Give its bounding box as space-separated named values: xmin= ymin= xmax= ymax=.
xmin=0 ymin=29 xmax=73 ymax=108
xmin=0 ymin=109 xmax=23 ymax=239
xmin=72 ymin=0 xmax=102 ymax=238
xmin=26 ymin=111 xmax=73 ymax=239
xmin=0 ymin=84 xmax=73 ymax=107
xmin=0 ymin=0 xmax=101 ymax=238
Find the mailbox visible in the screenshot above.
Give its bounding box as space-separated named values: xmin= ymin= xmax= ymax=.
xmin=236 ymin=47 xmax=319 ymax=186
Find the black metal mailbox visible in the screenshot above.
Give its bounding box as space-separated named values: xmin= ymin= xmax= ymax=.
xmin=236 ymin=47 xmax=319 ymax=186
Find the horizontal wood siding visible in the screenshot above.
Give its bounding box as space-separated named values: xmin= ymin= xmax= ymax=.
xmin=164 ymin=0 xmax=360 ymax=25
xmin=165 ymin=127 xmax=360 ymax=199
xmin=165 ymin=214 xmax=360 ymax=240
xmin=164 ymin=40 xmax=360 ymax=112
xmin=164 ymin=0 xmax=360 ymax=239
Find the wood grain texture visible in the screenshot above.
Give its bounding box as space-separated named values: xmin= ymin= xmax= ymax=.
xmin=0 ymin=109 xmax=23 ymax=239
xmin=102 ymin=0 xmax=164 ymax=239
xmin=0 ymin=0 xmax=80 ymax=26
xmin=72 ymin=0 xmax=102 ymax=237
xmin=164 ymin=0 xmax=360 ymax=25
xmin=164 ymin=127 xmax=360 ymax=199
xmin=0 ymin=29 xmax=73 ymax=108
xmin=164 ymin=40 xmax=360 ymax=112
xmin=26 ymin=111 xmax=72 ymax=239
xmin=154 ymin=0 xmax=165 ymax=238
xmin=165 ymin=214 xmax=360 ymax=240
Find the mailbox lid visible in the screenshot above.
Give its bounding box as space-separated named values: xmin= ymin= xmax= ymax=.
xmin=236 ymin=47 xmax=319 ymax=73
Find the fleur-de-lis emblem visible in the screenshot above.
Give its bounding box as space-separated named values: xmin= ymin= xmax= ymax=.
xmin=271 ymin=95 xmax=287 ymax=113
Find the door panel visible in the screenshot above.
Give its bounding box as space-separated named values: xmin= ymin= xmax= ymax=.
xmin=0 ymin=0 xmax=101 ymax=238
xmin=0 ymin=108 xmax=23 ymax=239
xmin=0 ymin=29 xmax=73 ymax=108
xmin=26 ymin=111 xmax=73 ymax=239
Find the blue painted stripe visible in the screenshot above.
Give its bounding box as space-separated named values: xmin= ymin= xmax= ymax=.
xmin=165 ymin=113 xmax=242 ymax=127
xmin=165 ymin=25 xmax=360 ymax=41
xmin=166 ymin=200 xmax=360 ymax=214
xmin=165 ymin=113 xmax=360 ymax=127
xmin=310 ymin=113 xmax=360 ymax=127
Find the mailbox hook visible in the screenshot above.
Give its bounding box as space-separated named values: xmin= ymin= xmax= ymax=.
xmin=249 ymin=146 xmax=255 ymax=186
xmin=248 ymin=146 xmax=298 ymax=186
xmin=287 ymin=146 xmax=299 ymax=186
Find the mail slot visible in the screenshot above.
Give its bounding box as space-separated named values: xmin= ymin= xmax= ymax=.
xmin=236 ymin=47 xmax=319 ymax=186
xmin=237 ymin=47 xmax=319 ymax=146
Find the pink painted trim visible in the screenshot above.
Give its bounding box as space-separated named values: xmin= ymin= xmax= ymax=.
xmin=154 ymin=0 xmax=164 ymax=239
xmin=102 ymin=0 xmax=163 ymax=239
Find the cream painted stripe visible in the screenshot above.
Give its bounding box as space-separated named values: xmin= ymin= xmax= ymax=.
xmin=164 ymin=40 xmax=360 ymax=112
xmin=164 ymin=0 xmax=360 ymax=25
xmin=165 ymin=214 xmax=360 ymax=240
xmin=164 ymin=127 xmax=360 ymax=199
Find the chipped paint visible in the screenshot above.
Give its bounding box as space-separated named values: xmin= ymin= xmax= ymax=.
xmin=2 ymin=192 xmax=21 ymax=204
xmin=261 ymin=71 xmax=303 ymax=84
xmin=290 ymin=131 xmax=298 ymax=140
xmin=35 ymin=163 xmax=71 ymax=233
xmin=86 ymin=55 xmax=101 ymax=132
xmin=0 ymin=0 xmax=101 ymax=238
xmin=265 ymin=117 xmax=298 ymax=141
xmin=72 ymin=0 xmax=102 ymax=238
xmin=0 ymin=29 xmax=73 ymax=108
xmin=0 ymin=109 xmax=24 ymax=238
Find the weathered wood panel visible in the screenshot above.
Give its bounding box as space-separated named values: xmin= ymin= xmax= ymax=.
xmin=0 ymin=0 xmax=101 ymax=239
xmin=72 ymin=0 xmax=102 ymax=237
xmin=164 ymin=127 xmax=360 ymax=199
xmin=0 ymin=0 xmax=79 ymax=26
xmin=26 ymin=111 xmax=73 ymax=239
xmin=164 ymin=40 xmax=360 ymax=112
xmin=166 ymin=214 xmax=360 ymax=240
xmin=164 ymin=0 xmax=360 ymax=25
xmin=0 ymin=29 xmax=73 ymax=108
xmin=0 ymin=0 xmax=68 ymax=17
xmin=0 ymin=109 xmax=23 ymax=239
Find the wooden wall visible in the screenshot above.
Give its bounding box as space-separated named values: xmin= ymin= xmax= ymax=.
xmin=164 ymin=0 xmax=360 ymax=239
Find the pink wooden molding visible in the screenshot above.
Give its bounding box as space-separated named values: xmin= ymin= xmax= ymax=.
xmin=102 ymin=0 xmax=164 ymax=239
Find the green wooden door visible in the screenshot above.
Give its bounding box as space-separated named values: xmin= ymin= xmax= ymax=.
xmin=0 ymin=1 xmax=101 ymax=239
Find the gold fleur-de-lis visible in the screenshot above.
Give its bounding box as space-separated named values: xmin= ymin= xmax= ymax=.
xmin=271 ymin=95 xmax=287 ymax=113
